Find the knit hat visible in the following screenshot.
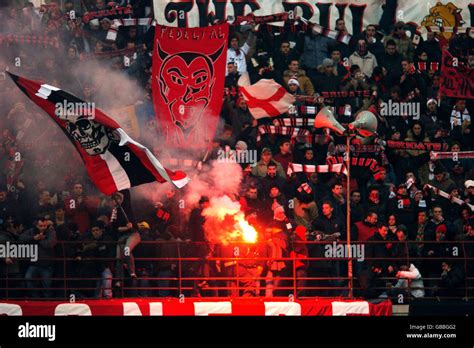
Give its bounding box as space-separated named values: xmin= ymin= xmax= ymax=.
xmin=465 ymin=180 xmax=474 ymax=189
xmin=235 ymin=140 xmax=248 ymax=151
xmin=288 ymin=78 xmax=300 ymax=87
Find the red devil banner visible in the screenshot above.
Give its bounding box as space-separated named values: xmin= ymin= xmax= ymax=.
xmin=440 ymin=50 xmax=474 ymax=99
xmin=152 ymin=23 xmax=229 ymax=149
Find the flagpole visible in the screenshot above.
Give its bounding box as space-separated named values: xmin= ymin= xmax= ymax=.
xmin=345 ymin=135 xmax=353 ymax=298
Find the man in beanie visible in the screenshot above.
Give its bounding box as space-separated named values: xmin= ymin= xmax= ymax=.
xmin=252 ymin=148 xmax=285 ymax=179
xmin=282 ymin=59 xmax=314 ymax=96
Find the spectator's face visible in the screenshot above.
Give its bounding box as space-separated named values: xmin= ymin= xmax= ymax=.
xmin=461 ymin=209 xmax=470 ymax=220
xmin=310 ymin=173 xmax=318 ymax=184
xmin=230 ymin=38 xmax=239 ymax=49
xmin=386 ymin=44 xmax=396 ymax=55
xmin=435 ymin=173 xmax=444 ymax=182
xmin=397 ymin=186 xmax=407 ymax=196
xmin=331 ymin=51 xmax=341 ymax=62
xmin=378 ymin=226 xmax=388 ymax=238
xmin=322 ymin=204 xmax=333 ymax=217
xmin=73 ymin=184 xmax=83 ymax=196
xmin=166 ymin=189 xmax=176 ymax=199
xmin=455 ymin=100 xmax=466 ymax=111
xmin=366 ymin=26 xmax=376 ymax=36
xmin=40 ymin=191 xmax=51 ymax=204
xmin=418 ymin=212 xmax=428 ymax=224
xmin=332 ymin=185 xmax=342 ymax=196
xmin=0 ymin=191 xmax=6 ymax=202
xmin=325 ymin=65 xmax=334 ymax=75
xmin=351 ymin=192 xmax=361 ymax=204
xmin=270 ymin=187 xmax=280 ymax=197
xmin=261 ymin=152 xmax=272 ymax=163
xmin=336 ymin=20 xmax=346 ymax=31
xmin=289 ymin=61 xmax=299 ymax=73
xmin=55 ymin=208 xmax=65 ymax=220
xmin=101 ymin=20 xmax=111 ymax=30
xmin=412 ymin=124 xmax=422 ymax=136
xmin=267 ymin=166 xmax=277 ymax=177
xmin=67 ymin=47 xmax=76 ymax=58
xmin=441 ymin=262 xmax=449 ymax=272
xmin=280 ymin=142 xmax=290 ymax=154
xmin=247 ymin=188 xmax=258 ymax=199
xmin=95 ymin=0 xmax=105 ymax=9
xmin=238 ymin=99 xmax=247 ymax=110
xmin=427 ymin=100 xmax=437 ymax=112
xmin=388 ymin=215 xmax=396 ymax=226
xmin=94 ymin=42 xmax=104 ymax=53
xmin=37 ymin=220 xmax=48 ymax=233
xmin=222 ymin=129 xmax=232 ymax=139
xmin=201 ymin=201 xmax=210 ymax=209
xmin=396 ymin=230 xmax=406 ymax=241
xmin=402 ymin=61 xmax=411 ymax=73
xmin=280 ymin=42 xmax=290 ymax=54
xmin=128 ymin=28 xmax=137 ymax=39
xmin=433 ymin=208 xmax=443 ymax=221
xmin=288 ymin=83 xmax=298 ymax=92
xmin=451 ymin=144 xmax=460 ymax=152
xmin=378 ymin=170 xmax=386 ymax=181
xmin=418 ymin=52 xmax=428 ymax=61
xmin=432 ymin=75 xmax=440 ymax=87
xmin=304 ymin=149 xmax=313 ymax=160
xmin=92 ymin=226 xmax=103 ymax=239
xmin=427 ymin=32 xmax=435 ymax=41
xmin=406 ymin=172 xmax=415 ymax=182
xmin=227 ymin=63 xmax=237 ymax=74
xmin=390 ymin=91 xmax=400 ymax=101
xmin=367 ymin=213 xmax=378 ymax=225
xmin=369 ymin=190 xmax=379 ymax=201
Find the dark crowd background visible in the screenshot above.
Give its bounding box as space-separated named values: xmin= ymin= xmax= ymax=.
xmin=0 ymin=0 xmax=473 ymax=301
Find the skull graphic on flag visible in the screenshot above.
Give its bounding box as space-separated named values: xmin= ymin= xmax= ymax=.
xmin=152 ymin=24 xmax=229 ymax=149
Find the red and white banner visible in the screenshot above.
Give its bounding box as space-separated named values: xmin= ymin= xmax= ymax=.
xmin=153 ymin=0 xmax=472 ymax=35
xmin=240 ymin=79 xmax=295 ymax=119
xmin=152 ymin=23 xmax=229 ymax=149
xmin=0 ymin=299 xmax=392 ymax=316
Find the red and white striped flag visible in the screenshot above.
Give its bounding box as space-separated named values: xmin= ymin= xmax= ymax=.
xmin=239 ymin=79 xmax=295 ymax=119
xmin=8 ymin=73 xmax=190 ymax=195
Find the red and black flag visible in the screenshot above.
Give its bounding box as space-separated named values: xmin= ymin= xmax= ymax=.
xmin=7 ymin=73 xmax=190 ymax=195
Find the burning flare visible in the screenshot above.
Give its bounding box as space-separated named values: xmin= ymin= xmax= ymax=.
xmin=202 ymin=196 xmax=258 ymax=245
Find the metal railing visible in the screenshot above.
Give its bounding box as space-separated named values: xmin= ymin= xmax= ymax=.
xmin=0 ymin=239 xmax=473 ymax=301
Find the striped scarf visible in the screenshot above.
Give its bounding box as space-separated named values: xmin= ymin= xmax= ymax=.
xmin=430 ymin=151 xmax=474 ymax=160
xmin=272 ymin=118 xmax=315 ymax=127
xmin=287 ymin=163 xmax=348 ymax=176
xmin=424 ymin=184 xmax=474 ymax=210
xmin=257 ymin=125 xmax=310 ymax=143
xmin=0 ymin=34 xmax=59 ymax=48
xmin=107 ymin=17 xmax=155 ymax=41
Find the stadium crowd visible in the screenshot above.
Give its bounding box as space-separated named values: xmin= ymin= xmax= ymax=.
xmin=0 ymin=0 xmax=473 ymax=300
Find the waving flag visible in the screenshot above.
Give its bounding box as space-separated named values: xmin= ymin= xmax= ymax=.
xmin=239 ymin=79 xmax=295 ymax=119
xmin=7 ymin=73 xmax=189 ymax=195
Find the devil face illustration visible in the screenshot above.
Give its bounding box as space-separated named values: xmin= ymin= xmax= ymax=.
xmin=157 ymin=44 xmax=224 ymax=140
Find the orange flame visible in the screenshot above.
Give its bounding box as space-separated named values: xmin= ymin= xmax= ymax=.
xmin=237 ymin=217 xmax=258 ymax=243
xmin=202 ymin=196 xmax=258 ymax=245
